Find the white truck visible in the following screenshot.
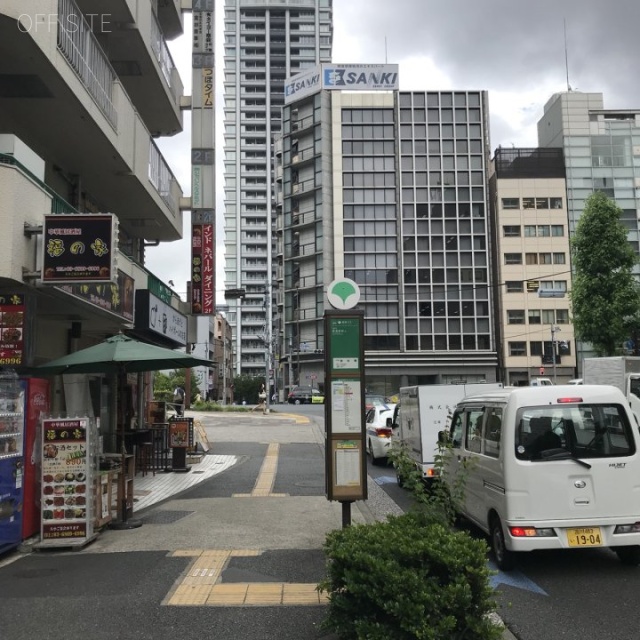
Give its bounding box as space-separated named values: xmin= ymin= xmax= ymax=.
xmin=582 ymin=356 xmax=640 ymax=418
xmin=397 ymin=382 xmax=504 ymax=480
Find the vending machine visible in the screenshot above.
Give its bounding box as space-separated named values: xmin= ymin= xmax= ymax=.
xmin=0 ymin=370 xmax=25 ymax=554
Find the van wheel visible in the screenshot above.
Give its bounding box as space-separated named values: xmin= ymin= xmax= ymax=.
xmin=615 ymin=545 xmax=640 ymax=566
xmin=490 ymin=516 xmax=516 ymax=571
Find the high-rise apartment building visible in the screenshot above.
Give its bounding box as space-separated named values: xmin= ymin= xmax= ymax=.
xmin=489 ymin=148 xmax=576 ymax=385
xmin=537 ymin=91 xmax=640 ymax=366
xmin=222 ymin=0 xmax=333 ymax=378
xmin=275 ymin=83 xmax=499 ymax=395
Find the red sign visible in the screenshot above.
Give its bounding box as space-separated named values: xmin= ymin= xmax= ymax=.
xmin=0 ymin=294 xmax=26 ymax=366
xmin=42 ymin=214 xmax=117 ymax=284
xmin=191 ymin=223 xmax=214 ymax=315
xmin=169 ymin=420 xmax=189 ymax=448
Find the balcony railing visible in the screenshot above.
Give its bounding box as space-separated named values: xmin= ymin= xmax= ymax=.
xmin=149 ymin=140 xmax=176 ymax=210
xmin=150 ymin=10 xmax=179 ymax=101
xmin=57 ymin=0 xmax=117 ymax=128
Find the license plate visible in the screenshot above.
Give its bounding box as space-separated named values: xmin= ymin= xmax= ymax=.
xmin=566 ymin=527 xmax=603 ymax=547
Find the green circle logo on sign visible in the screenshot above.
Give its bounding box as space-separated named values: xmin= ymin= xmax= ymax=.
xmin=327 ymin=278 xmax=361 ymax=310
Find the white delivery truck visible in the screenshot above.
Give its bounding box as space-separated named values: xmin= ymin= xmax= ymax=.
xmin=582 ymin=357 xmax=640 ymax=418
xmin=397 ymin=383 xmax=503 ymax=481
xmin=447 ymin=384 xmax=640 ymax=570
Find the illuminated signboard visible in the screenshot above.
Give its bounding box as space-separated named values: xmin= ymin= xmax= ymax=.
xmin=191 ymin=220 xmax=214 ymax=315
xmin=42 ymin=214 xmax=117 ymax=284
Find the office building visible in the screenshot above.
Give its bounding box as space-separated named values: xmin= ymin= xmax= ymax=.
xmin=537 ymin=91 xmax=640 ymax=365
xmin=222 ymin=0 xmax=333 ymax=378
xmin=489 ymin=148 xmax=576 ymax=384
xmin=275 ymin=81 xmax=499 ymax=395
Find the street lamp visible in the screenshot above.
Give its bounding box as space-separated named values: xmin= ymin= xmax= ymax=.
xmin=551 ymin=325 xmax=561 ymax=384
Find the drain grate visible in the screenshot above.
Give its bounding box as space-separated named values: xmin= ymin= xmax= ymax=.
xmin=141 ymin=510 xmax=195 ymax=524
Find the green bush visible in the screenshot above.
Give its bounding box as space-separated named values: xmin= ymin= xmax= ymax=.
xmin=320 ymin=512 xmax=502 ymax=640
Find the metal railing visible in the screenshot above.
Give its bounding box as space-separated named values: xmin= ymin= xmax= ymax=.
xmin=57 ymin=0 xmax=117 ymax=128
xmin=148 ymin=139 xmax=175 ymax=210
xmin=150 ymin=10 xmax=178 ymax=101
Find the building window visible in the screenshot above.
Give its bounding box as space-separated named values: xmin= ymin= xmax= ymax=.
xmin=505 ymin=281 xmax=524 ymax=293
xmin=503 ymin=225 xmax=521 ymax=237
xmin=523 ymin=197 xmax=535 ymax=209
xmin=530 ymin=341 xmax=543 ymax=356
xmin=550 ymin=197 xmax=563 ymax=209
xmin=541 ymin=309 xmax=555 ymax=324
xmin=556 ymin=309 xmax=570 ymax=323
xmin=528 ymin=309 xmax=541 ymax=324
xmin=551 ymin=225 xmax=564 ymax=236
xmin=505 ymin=253 xmax=522 ymax=265
xmin=524 ymin=225 xmax=536 ymax=237
xmin=536 ymin=197 xmax=549 ymax=209
xmin=537 ymin=225 xmax=551 ymax=237
xmin=502 ymin=197 xmax=519 ymax=209
xmin=525 ymin=253 xmax=538 ymax=265
xmin=553 ymin=253 xmax=566 ymax=264
xmin=539 ymin=280 xmax=567 ymax=292
xmin=539 ymin=253 xmax=552 ymax=265
xmin=509 ymin=341 xmax=527 ymax=356
xmin=507 ymin=310 xmax=525 ymax=324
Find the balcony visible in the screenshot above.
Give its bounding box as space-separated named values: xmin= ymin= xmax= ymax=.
xmin=74 ymin=0 xmax=184 ymax=135
xmin=0 ymin=3 xmax=182 ymax=241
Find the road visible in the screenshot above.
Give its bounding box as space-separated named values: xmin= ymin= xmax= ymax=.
xmin=2 ymin=404 xmax=639 ymax=640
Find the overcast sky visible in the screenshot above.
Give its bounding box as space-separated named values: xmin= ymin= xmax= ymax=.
xmin=148 ymin=0 xmax=640 ymax=302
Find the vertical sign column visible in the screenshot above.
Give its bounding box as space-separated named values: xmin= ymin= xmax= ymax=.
xmin=191 ymin=0 xmax=215 ymax=315
xmin=324 ymin=311 xmax=367 ymax=505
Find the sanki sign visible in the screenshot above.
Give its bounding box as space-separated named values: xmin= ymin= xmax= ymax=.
xmin=284 ymin=63 xmax=399 ymax=104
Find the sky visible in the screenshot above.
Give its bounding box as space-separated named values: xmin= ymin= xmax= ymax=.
xmin=148 ymin=0 xmax=640 ymax=303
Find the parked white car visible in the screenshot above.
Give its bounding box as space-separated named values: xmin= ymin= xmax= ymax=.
xmin=365 ymin=403 xmax=397 ymax=465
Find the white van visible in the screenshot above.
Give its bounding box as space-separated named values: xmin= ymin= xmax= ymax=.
xmin=446 ymin=385 xmax=640 ymax=570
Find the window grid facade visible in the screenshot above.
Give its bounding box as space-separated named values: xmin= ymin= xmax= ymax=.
xmin=399 ymin=91 xmax=493 ymax=354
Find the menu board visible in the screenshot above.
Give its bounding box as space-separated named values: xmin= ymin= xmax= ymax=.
xmin=0 ymin=294 xmax=26 ymax=366
xmin=169 ymin=420 xmax=189 ymax=448
xmin=40 ymin=418 xmax=92 ymax=544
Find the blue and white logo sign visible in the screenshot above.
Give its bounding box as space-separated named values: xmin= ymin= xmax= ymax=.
xmin=322 ymin=64 xmax=399 ymax=91
xmin=284 ymin=63 xmax=400 ymax=104
xmin=284 ymin=66 xmax=321 ymax=104
xmin=327 ymin=278 xmax=361 ymax=310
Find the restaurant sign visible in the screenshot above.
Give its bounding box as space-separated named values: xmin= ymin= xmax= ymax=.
xmin=0 ymin=294 xmax=26 ymax=366
xmin=40 ymin=417 xmax=94 ymax=546
xmin=135 ymin=290 xmax=187 ymax=346
xmin=42 ymin=214 xmax=117 ymax=284
xmin=191 ymin=220 xmax=214 ymax=315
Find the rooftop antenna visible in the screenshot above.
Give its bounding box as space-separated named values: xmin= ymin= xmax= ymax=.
xmin=564 ymin=18 xmax=572 ymax=91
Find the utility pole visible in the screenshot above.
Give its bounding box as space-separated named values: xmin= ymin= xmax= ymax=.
xmin=221 ymin=336 xmax=227 ymax=405
xmin=551 ymin=325 xmax=560 ymax=384
xmin=263 ymin=284 xmax=270 ymax=414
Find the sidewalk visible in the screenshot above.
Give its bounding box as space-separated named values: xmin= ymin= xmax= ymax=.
xmin=1 ymin=409 xmax=516 ymax=640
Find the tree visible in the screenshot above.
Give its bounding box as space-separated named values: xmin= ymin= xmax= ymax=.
xmin=232 ymin=375 xmax=265 ymax=404
xmin=570 ymin=191 xmax=640 ymax=356
xmin=153 ymin=369 xmax=200 ymax=403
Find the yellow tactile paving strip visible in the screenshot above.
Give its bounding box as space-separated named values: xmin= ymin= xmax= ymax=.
xmin=233 ymin=442 xmax=288 ymax=498
xmin=165 ymin=549 xmax=328 ymax=607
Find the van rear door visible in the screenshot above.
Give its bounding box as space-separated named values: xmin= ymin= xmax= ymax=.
xmin=509 ymin=402 xmax=640 ymax=521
